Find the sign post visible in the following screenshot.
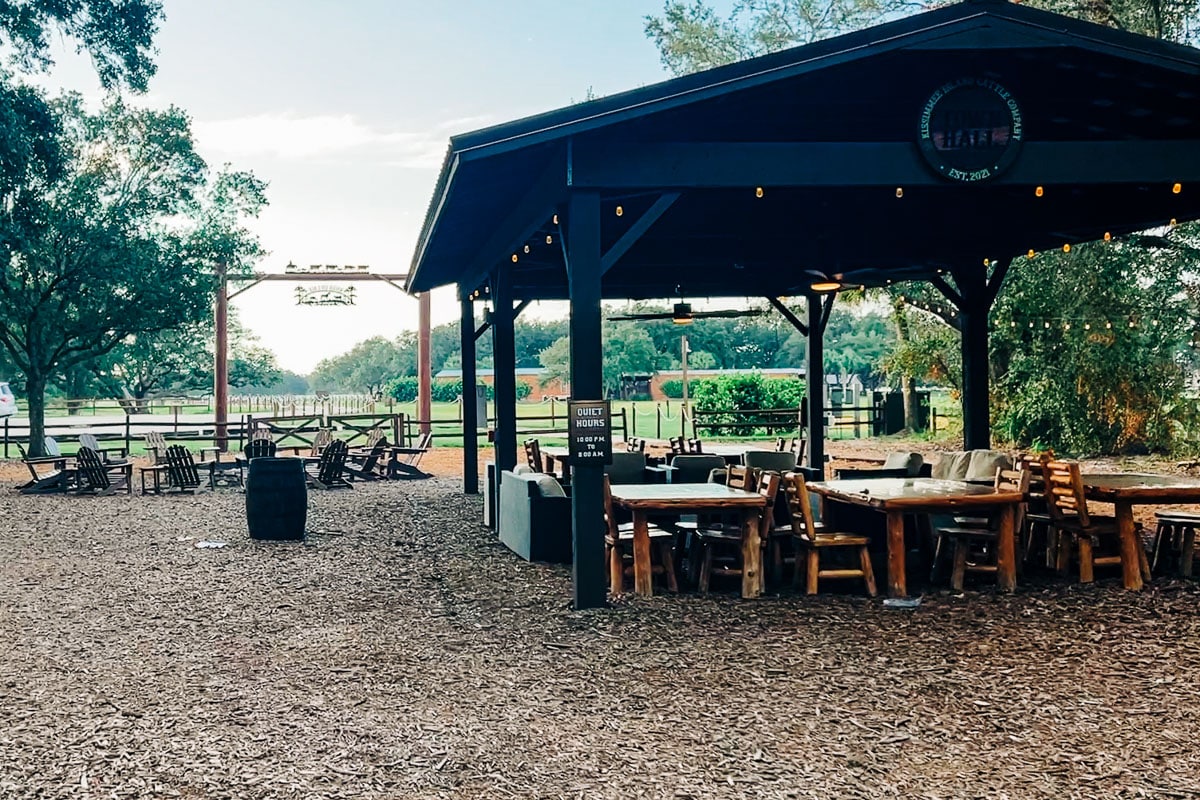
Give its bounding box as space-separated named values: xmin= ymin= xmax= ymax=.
xmin=568 ymin=400 xmax=613 ymax=465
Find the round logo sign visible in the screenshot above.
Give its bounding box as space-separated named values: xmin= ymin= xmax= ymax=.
xmin=918 ymin=78 xmax=1023 ymax=183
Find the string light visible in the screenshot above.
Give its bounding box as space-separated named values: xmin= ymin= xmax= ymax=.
xmin=1027 ymin=249 xmax=1036 ymax=259
xmin=895 ymin=187 xmax=904 ymax=198
xmin=1035 ymin=186 xmax=1045 ymax=197
xmin=615 ymin=206 xmax=623 ymax=217
xmin=1104 ymin=232 xmax=1112 ymax=242
xmin=552 ymin=214 xmax=559 ymax=225
xmin=1063 ymin=243 xmax=1072 ymax=253
xmin=1170 ymin=218 xmax=1178 ymax=226
xmin=1105 ymin=321 xmax=1112 ymax=329
xmin=983 ymin=258 xmax=991 ymax=267
xmin=755 ymin=186 xmax=764 ymax=198
xmin=546 ymin=235 xmax=553 ymax=245
xmin=1173 ymin=183 xmax=1183 ymax=194
xmin=511 ymin=254 xmax=518 ymax=263
xmin=523 ymin=245 xmax=530 ymax=254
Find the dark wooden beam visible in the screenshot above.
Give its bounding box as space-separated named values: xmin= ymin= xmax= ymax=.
xmin=474 ymin=299 xmax=531 ymax=341
xmin=459 ymin=289 xmax=478 ymax=495
xmin=567 ymin=190 xmax=607 ymax=611
xmin=953 ymin=266 xmax=991 ymax=450
xmin=986 ymin=259 xmax=1012 ymax=306
xmin=767 ymin=296 xmax=808 ymax=336
xmin=929 ymin=274 xmax=963 ymax=308
xmin=805 ymin=293 xmax=826 ymax=472
xmin=600 ymin=192 xmax=680 ymax=275
xmin=492 ymin=266 xmax=518 ymax=473
xmin=569 ymin=140 xmax=1200 ymax=189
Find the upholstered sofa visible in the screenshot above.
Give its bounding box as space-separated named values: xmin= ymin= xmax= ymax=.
xmin=497 ymin=470 xmax=572 ymax=563
xmin=930 ymin=449 xmax=1013 ymax=482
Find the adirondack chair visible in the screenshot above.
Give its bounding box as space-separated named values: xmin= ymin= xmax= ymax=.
xmin=385 ymin=432 xmax=433 ymax=480
xmin=344 ymin=437 xmax=388 ymax=481
xmin=159 ymin=445 xmax=204 ymax=494
xmin=307 ymin=439 xmax=351 ymax=489
xmin=244 ymin=438 xmax=277 ymax=459
xmin=144 ymin=431 xmax=169 ymax=463
xmin=79 ymin=432 xmax=128 ymax=464
xmin=16 ymin=442 xmax=75 ymax=494
xmin=73 ymin=446 xmax=132 ymax=496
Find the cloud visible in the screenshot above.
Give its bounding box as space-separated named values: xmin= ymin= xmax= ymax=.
xmin=193 ymin=112 xmax=485 ymax=167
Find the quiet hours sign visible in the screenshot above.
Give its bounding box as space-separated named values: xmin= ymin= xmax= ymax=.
xmin=568 ymin=400 xmax=613 ymax=465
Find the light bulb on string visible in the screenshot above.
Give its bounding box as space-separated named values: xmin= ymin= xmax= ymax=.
xmin=552 ymin=214 xmax=558 ymax=225
xmin=511 ymin=254 xmax=518 ymax=263
xmin=1063 ymin=243 xmax=1072 ymax=253
xmin=1084 ymin=323 xmax=1091 ymax=330
xmin=1027 ymin=249 xmax=1035 ymax=259
xmin=546 ymin=235 xmax=553 ymax=245
xmin=755 ymin=186 xmax=764 ymax=198
xmin=895 ymin=187 xmax=904 ymax=198
xmin=523 ymin=245 xmax=530 ymax=254
xmin=1035 ymin=186 xmax=1044 ymax=198
xmin=1104 ymin=232 xmax=1112 ymax=242
xmin=1173 ymin=183 xmax=1183 ymax=194
xmin=1105 ymin=321 xmax=1112 ymax=329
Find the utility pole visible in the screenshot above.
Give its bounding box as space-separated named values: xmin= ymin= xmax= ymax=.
xmin=214 ymin=261 xmax=229 ymax=452
xmin=680 ymin=334 xmax=689 ymax=437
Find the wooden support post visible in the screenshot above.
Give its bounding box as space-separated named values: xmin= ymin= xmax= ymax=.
xmin=492 ymin=266 xmax=518 ymax=473
xmin=805 ymin=292 xmax=825 ymax=474
xmin=214 ymin=261 xmax=229 ymax=452
xmin=568 ymin=189 xmax=607 ymax=610
xmin=960 ymin=291 xmax=988 ymax=453
xmin=460 ymin=289 xmax=478 ymax=495
xmin=418 ymin=291 xmax=432 ymax=436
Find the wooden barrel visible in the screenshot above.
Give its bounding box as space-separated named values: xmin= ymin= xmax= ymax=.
xmin=246 ymin=457 xmax=307 ymax=541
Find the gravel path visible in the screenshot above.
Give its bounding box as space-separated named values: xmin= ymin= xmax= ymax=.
xmin=1 ymin=478 xmax=1199 ymax=799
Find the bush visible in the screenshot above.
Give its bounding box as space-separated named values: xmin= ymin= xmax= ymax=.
xmin=660 ymin=379 xmax=684 ymax=399
xmin=386 ymin=376 xmax=418 ymax=403
xmin=691 ymin=374 xmax=805 ymax=436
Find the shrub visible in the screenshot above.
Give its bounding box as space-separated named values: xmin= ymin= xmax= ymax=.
xmin=691 ymin=374 xmax=805 ymax=436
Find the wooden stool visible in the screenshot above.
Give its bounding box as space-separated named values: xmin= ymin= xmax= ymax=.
xmin=1152 ymin=511 xmax=1199 ymax=577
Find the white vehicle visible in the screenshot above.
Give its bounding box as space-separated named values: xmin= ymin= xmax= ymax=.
xmin=0 ymin=382 xmax=17 ymax=417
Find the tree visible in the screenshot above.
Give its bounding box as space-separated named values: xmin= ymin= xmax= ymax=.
xmin=604 ymin=323 xmax=664 ymax=396
xmin=310 ymin=337 xmax=406 ymax=396
xmin=0 ymin=96 xmax=261 ymax=454
xmin=644 ymin=0 xmax=918 ymax=75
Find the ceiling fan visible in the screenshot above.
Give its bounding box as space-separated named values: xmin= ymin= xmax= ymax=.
xmin=607 ymin=289 xmax=765 ymax=326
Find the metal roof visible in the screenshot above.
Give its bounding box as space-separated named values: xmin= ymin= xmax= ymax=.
xmin=408 ymin=0 xmax=1200 ymax=299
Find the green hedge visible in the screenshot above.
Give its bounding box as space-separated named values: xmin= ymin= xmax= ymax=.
xmin=386 ymin=378 xmax=530 ymax=403
xmin=691 ymin=374 xmax=805 ymax=435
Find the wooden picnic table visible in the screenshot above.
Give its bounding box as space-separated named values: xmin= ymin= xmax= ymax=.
xmin=806 ymin=478 xmax=1025 ymax=598
xmin=1081 ymin=473 xmax=1200 ymax=591
xmin=609 ymin=483 xmax=767 ymax=598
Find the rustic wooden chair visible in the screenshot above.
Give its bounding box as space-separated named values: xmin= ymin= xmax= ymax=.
xmin=79 ymin=433 xmax=128 ymax=464
xmin=16 ymin=442 xmax=75 ymax=494
xmin=1151 ymin=511 xmax=1199 ymax=577
xmin=790 ymin=437 xmax=807 ymax=464
xmin=931 ymin=467 xmax=1030 ymax=590
xmin=1042 ymin=459 xmax=1125 ymax=583
xmin=774 ymin=437 xmax=788 ymax=452
xmin=693 ymin=471 xmax=779 ymax=593
xmin=160 ymin=445 xmax=203 ymax=494
xmin=785 ymin=472 xmax=877 ymax=596
xmin=73 ymin=446 xmax=132 ymax=496
xmin=523 ymin=438 xmax=544 ymax=472
xmin=675 ymin=465 xmax=757 ymax=581
xmin=308 ymin=439 xmax=351 ymax=489
xmin=603 ymin=475 xmax=677 ymax=594
xmin=668 ymin=436 xmax=687 ymax=456
xmin=1019 ymin=454 xmax=1056 ymax=568
xmin=626 ymin=437 xmax=646 ymax=454
xmin=687 ymin=438 xmax=704 ymax=453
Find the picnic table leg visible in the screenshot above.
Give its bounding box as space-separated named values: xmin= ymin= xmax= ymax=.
xmin=995 ymin=503 xmax=1016 ymax=592
xmin=741 ymin=508 xmax=763 ymax=599
xmin=1115 ymin=501 xmax=1144 ymax=591
xmin=886 ymin=510 xmax=907 ymax=598
xmin=631 ymin=510 xmax=654 ymax=597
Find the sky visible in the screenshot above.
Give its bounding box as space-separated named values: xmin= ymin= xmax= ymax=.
xmin=38 ymin=0 xmax=683 ymax=374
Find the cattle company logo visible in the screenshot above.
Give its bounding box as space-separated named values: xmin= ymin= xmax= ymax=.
xmin=919 ymin=78 xmax=1023 ymax=182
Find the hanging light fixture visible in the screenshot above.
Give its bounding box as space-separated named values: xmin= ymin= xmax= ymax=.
xmin=672 ymin=302 xmax=694 ymax=325
xmin=809 ymin=279 xmax=842 ymax=293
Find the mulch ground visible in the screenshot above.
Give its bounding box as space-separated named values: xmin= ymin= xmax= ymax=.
xmin=1 ymin=453 xmax=1199 ymax=799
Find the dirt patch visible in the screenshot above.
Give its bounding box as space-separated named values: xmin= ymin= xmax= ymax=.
xmin=0 ymin=477 xmax=1198 ymax=798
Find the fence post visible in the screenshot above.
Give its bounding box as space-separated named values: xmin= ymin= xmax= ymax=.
xmin=656 ymin=404 xmax=662 ymax=439
xmin=3 ymin=417 xmax=7 ymax=459
xmin=392 ymin=413 xmax=401 ymax=447
xmin=631 ymin=404 xmax=637 ymax=439
xmin=124 ymin=413 xmax=131 ymax=454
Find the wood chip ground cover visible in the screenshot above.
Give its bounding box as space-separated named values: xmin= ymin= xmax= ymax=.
xmin=0 ymin=471 xmax=1198 ymax=798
